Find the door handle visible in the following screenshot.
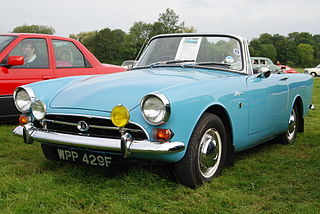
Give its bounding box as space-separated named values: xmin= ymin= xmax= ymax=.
xmin=280 ymin=77 xmax=288 ymax=81
xmin=42 ymin=75 xmax=54 ymax=80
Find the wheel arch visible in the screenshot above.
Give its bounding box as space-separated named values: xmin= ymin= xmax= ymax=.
xmin=310 ymin=72 xmax=317 ymax=77
xmin=203 ymin=104 xmax=235 ymax=166
xmin=293 ymin=96 xmax=304 ymax=133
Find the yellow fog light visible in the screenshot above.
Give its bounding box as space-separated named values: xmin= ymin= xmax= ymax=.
xmin=111 ymin=105 xmax=130 ymax=127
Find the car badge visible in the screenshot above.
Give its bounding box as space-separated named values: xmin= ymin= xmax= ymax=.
xmin=77 ymin=121 xmax=89 ymax=132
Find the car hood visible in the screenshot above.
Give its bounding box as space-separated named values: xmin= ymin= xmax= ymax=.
xmin=49 ymin=68 xmax=237 ymax=112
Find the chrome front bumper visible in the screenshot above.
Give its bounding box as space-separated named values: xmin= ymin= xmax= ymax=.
xmin=13 ymin=124 xmax=185 ymax=158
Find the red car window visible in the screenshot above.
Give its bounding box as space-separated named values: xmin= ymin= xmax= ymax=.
xmin=8 ymin=38 xmax=49 ymax=69
xmin=52 ymin=40 xmax=91 ymax=68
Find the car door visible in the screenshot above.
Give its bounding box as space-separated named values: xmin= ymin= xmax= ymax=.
xmin=1 ymin=37 xmax=53 ymax=95
xmin=0 ymin=37 xmax=54 ymax=119
xmin=51 ymin=39 xmax=97 ymax=78
xmin=246 ymin=73 xmax=289 ymax=138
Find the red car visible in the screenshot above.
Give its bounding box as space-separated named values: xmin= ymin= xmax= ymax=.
xmin=0 ymin=33 xmax=125 ymax=122
xmin=278 ymin=65 xmax=299 ymax=73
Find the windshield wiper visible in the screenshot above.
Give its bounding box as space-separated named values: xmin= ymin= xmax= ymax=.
xmin=194 ymin=62 xmax=231 ymax=67
xmin=147 ymin=60 xmax=231 ymax=69
xmin=150 ymin=59 xmax=195 ymax=67
xmin=164 ymin=59 xmax=195 ymax=64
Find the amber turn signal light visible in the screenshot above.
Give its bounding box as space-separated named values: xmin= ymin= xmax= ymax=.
xmin=153 ymin=128 xmax=173 ymax=141
xmin=19 ymin=115 xmax=29 ymax=124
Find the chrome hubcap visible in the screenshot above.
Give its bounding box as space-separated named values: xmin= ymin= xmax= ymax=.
xmin=287 ymin=109 xmax=296 ymax=141
xmin=198 ymin=128 xmax=222 ymax=178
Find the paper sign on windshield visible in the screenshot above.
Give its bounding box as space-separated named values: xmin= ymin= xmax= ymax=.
xmin=175 ymin=37 xmax=202 ymax=61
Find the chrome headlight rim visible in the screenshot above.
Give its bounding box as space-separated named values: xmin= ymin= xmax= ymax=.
xmin=13 ymin=86 xmax=36 ymax=113
xmin=31 ymin=100 xmax=47 ymax=120
xmin=140 ymin=93 xmax=170 ymax=126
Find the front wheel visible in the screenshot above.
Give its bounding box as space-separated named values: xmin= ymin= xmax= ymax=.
xmin=174 ymin=113 xmax=227 ymax=188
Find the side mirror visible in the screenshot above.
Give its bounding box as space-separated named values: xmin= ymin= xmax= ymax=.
xmin=8 ymin=56 xmax=24 ymax=66
xmin=257 ymin=67 xmax=271 ymax=78
xmin=121 ymin=60 xmax=137 ymax=70
xmin=0 ymin=56 xmax=24 ymax=68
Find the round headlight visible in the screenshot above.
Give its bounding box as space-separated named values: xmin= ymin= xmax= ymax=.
xmin=141 ymin=94 xmax=170 ymax=126
xmin=31 ymin=100 xmax=46 ymax=120
xmin=14 ymin=87 xmax=35 ymax=113
xmin=111 ymin=105 xmax=130 ymax=127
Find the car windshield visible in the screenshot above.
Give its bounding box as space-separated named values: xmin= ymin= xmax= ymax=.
xmin=0 ymin=35 xmax=16 ymax=53
xmin=135 ymin=35 xmax=243 ymax=72
xmin=316 ymin=64 xmax=320 ymax=69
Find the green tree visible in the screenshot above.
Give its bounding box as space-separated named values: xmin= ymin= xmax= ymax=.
xmin=313 ymin=34 xmax=320 ymax=65
xmin=124 ymin=21 xmax=153 ymax=60
xmin=297 ymin=43 xmax=314 ymax=67
xmin=259 ymin=33 xmax=273 ymax=44
xmin=93 ymin=28 xmax=126 ymax=64
xmin=288 ymin=32 xmax=314 ymax=45
xmin=182 ymin=26 xmax=197 ymax=33
xmin=157 ymin=8 xmax=185 ymax=33
xmin=123 ymin=8 xmax=192 ymax=60
xmin=249 ymin=39 xmax=261 ymax=56
xmin=288 ymin=32 xmax=319 ymax=66
xmin=70 ymin=29 xmax=126 ymax=64
xmin=70 ymin=31 xmax=98 ymax=54
xmin=12 ymin=24 xmax=55 ymax=34
xmin=272 ymin=34 xmax=286 ymax=62
xmin=260 ymin=44 xmax=277 ymax=62
xmin=68 ymin=8 xmax=194 ymax=63
xmin=249 ymin=32 xmax=320 ymax=67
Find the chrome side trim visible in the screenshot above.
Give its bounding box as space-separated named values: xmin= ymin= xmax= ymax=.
xmin=13 ymin=125 xmax=185 ymax=155
xmin=0 ymin=95 xmax=13 ymax=99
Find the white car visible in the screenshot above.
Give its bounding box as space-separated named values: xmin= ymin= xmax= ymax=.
xmin=304 ymin=64 xmax=320 ymax=77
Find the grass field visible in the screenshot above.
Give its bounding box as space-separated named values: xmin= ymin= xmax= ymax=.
xmin=0 ymin=78 xmax=319 ymax=214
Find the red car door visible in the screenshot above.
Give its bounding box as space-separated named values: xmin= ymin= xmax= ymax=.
xmin=1 ymin=37 xmax=54 ymax=96
xmin=0 ymin=36 xmax=54 ymax=122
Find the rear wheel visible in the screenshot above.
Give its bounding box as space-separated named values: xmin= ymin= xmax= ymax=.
xmin=174 ymin=113 xmax=227 ymax=188
xmin=310 ymin=72 xmax=317 ymax=77
xmin=277 ymin=105 xmax=299 ymax=144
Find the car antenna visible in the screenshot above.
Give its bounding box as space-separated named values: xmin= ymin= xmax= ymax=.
xmin=135 ymin=38 xmax=149 ymax=61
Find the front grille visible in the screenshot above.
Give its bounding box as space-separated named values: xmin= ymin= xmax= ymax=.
xmin=34 ymin=114 xmax=148 ymax=140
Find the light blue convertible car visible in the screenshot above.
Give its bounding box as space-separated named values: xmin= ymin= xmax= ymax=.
xmin=13 ymin=33 xmax=314 ymax=188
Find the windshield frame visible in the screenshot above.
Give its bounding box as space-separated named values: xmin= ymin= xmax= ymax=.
xmin=0 ymin=35 xmax=17 ymax=53
xmin=134 ymin=33 xmax=249 ymax=74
